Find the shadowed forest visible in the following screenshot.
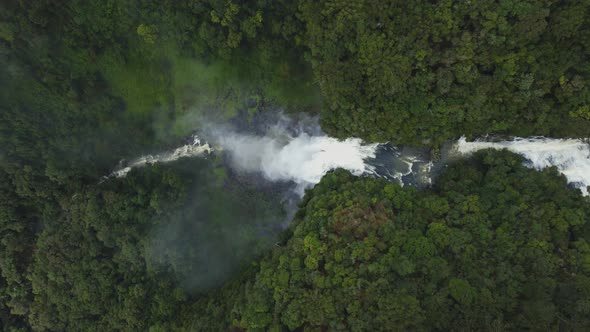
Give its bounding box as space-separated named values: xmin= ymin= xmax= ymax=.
xmin=1 ymin=1 xmax=589 ymax=331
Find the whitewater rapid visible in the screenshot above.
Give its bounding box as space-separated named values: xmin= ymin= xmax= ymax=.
xmin=107 ymin=136 xmax=213 ymax=178
xmin=106 ymin=129 xmax=590 ymax=197
xmin=107 ymin=131 xmax=381 ymax=191
xmin=214 ymin=133 xmax=378 ymax=188
xmin=454 ymin=136 xmax=590 ymax=195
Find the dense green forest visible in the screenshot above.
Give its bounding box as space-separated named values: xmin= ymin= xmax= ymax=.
xmin=1 ymin=0 xmax=589 ymax=331
xmin=1 ymin=1 xmax=309 ymax=330
xmin=302 ymin=0 xmax=590 ymax=145
xmin=189 ymin=151 xmax=590 ymax=331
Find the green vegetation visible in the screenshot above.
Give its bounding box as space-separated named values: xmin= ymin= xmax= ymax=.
xmin=1 ymin=0 xmax=590 ymax=331
xmin=1 ymin=156 xmax=284 ymax=331
xmin=1 ymin=1 xmax=307 ymax=330
xmin=299 ymin=0 xmax=590 ymax=144
xmin=189 ymin=151 xmax=590 ymax=331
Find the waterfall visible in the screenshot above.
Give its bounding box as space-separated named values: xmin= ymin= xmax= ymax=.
xmin=213 ymin=132 xmax=378 ymax=189
xmin=454 ymin=136 xmax=590 ymax=195
xmin=105 ymin=124 xmax=590 ymax=197
xmin=106 ymin=130 xmax=381 ymax=193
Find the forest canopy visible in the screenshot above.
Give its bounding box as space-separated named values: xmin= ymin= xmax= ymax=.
xmin=189 ymin=150 xmax=590 ymax=331
xmin=299 ymin=0 xmax=590 ymax=144
xmin=1 ymin=1 xmax=590 ymax=331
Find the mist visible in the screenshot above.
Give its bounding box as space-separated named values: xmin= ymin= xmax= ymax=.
xmin=142 ymin=157 xmax=284 ymax=292
xmin=107 ymin=116 xmax=590 ymax=294
xmin=209 ymin=131 xmax=378 ymax=192
xmin=112 ymin=112 xmax=382 ymax=195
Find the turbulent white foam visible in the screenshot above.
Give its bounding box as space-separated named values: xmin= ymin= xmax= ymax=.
xmin=106 ymin=130 xmax=379 ymax=195
xmin=387 ymin=156 xmax=419 ymax=185
xmin=108 ymin=136 xmax=212 ymax=178
xmin=106 ymin=126 xmax=590 ymax=198
xmin=418 ymin=161 xmax=434 ymax=185
xmin=216 ymin=132 xmax=379 ymax=190
xmin=455 ymin=136 xmax=590 ymax=195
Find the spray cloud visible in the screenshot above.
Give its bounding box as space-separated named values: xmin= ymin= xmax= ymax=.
xmin=211 ymin=131 xmax=378 ymax=191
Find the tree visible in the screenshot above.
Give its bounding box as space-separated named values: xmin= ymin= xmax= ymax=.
xmin=189 ymin=150 xmax=590 ymax=331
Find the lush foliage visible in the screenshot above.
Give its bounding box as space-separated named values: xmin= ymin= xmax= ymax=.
xmin=1 ymin=0 xmax=590 ymax=331
xmin=299 ymin=0 xmax=590 ymax=144
xmin=1 ymin=155 xmax=284 ymax=331
xmin=1 ymin=1 xmax=303 ymax=330
xmin=190 ymin=151 xmax=590 ymax=331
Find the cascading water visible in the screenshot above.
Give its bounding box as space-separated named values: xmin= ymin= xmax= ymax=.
xmin=213 ymin=132 xmax=379 ymax=191
xmin=453 ymin=136 xmax=590 ymax=195
xmin=366 ymin=144 xmax=433 ymax=187
xmin=105 ymin=116 xmax=590 ymax=197
xmin=106 ymin=136 xmax=213 ymax=179
xmin=106 ymin=130 xmax=430 ymax=194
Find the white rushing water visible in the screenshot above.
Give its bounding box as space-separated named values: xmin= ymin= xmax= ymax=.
xmin=106 ymin=127 xmax=590 ymax=197
xmin=214 ymin=132 xmax=379 ymax=189
xmin=108 ymin=136 xmax=213 ymax=178
xmin=107 ymin=131 xmax=380 ymax=193
xmin=455 ymin=136 xmax=590 ymax=195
